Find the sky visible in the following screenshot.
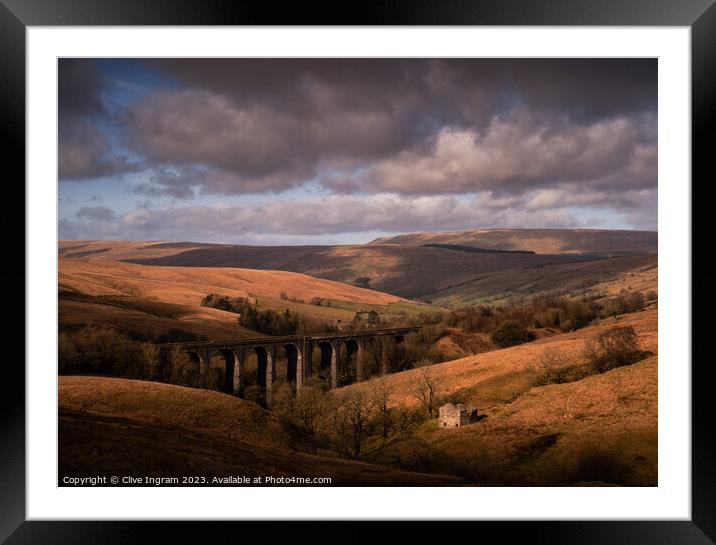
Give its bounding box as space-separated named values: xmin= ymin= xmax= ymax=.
xmin=58 ymin=58 xmax=657 ymax=245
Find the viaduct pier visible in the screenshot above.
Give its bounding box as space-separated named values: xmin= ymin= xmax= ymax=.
xmin=156 ymin=326 xmax=420 ymax=406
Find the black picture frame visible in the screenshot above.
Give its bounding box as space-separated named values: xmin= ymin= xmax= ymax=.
xmin=2 ymin=0 xmax=711 ymax=541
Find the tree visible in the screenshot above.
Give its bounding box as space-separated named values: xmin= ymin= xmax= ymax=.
xmin=140 ymin=342 xmax=161 ymax=379
xmin=169 ymin=346 xmax=200 ymax=387
xmin=367 ymin=310 xmax=380 ymax=326
xmin=335 ymin=391 xmax=373 ymax=458
xmin=291 ymin=383 xmax=332 ymax=433
xmin=370 ymin=379 xmax=392 ymax=442
xmin=583 ymin=326 xmax=641 ymax=373
xmin=410 ymin=367 xmax=440 ymax=418
xmin=534 ymin=348 xmax=567 ymax=385
xmin=490 ymin=320 xmax=534 ymax=348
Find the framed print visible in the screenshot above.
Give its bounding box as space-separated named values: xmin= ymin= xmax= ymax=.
xmin=2 ymin=0 xmax=712 ymax=542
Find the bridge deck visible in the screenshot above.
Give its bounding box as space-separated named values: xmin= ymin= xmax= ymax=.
xmin=156 ymin=326 xmax=421 ymax=351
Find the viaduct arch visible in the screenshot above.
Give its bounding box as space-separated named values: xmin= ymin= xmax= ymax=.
xmin=156 ymin=326 xmax=419 ymax=407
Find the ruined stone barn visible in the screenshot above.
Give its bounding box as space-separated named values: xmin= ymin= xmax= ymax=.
xmin=439 ymin=403 xmax=479 ymax=428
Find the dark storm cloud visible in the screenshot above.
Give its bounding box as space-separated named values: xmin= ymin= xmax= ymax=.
xmin=148 ymin=58 xmax=656 ymax=125
xmin=58 ymin=58 xmax=657 ymax=234
xmin=111 ymin=58 xmax=656 ymax=197
xmin=59 ymin=119 xmax=143 ymax=180
xmin=58 ymin=59 xmax=143 ymax=181
xmin=58 ymin=59 xmax=107 ymax=118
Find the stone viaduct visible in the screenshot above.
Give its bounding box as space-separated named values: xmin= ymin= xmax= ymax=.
xmin=156 ymin=326 xmax=420 ymax=407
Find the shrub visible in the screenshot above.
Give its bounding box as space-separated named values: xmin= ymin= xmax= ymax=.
xmin=167 ymin=347 xmax=200 ymax=387
xmin=414 ymin=324 xmax=449 ymax=345
xmin=625 ymin=291 xmax=646 ymax=312
xmin=58 ymin=327 xmax=158 ymax=379
xmin=560 ymin=299 xmax=599 ymax=331
xmin=490 ymin=320 xmax=535 ymax=348
xmin=601 ymin=292 xmax=646 ymax=318
xmin=583 ymin=326 xmax=642 ymax=373
xmin=533 ymin=348 xmax=569 ymax=385
xmin=240 ymin=307 xmax=300 ymax=336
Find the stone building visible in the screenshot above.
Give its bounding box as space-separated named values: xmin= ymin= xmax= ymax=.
xmin=439 ymin=403 xmax=479 ymax=428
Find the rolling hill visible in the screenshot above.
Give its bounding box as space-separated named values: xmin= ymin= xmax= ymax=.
xmin=336 ymin=307 xmax=658 ymax=485
xmin=59 ymin=306 xmax=658 ymax=486
xmin=59 ymin=377 xmax=463 ymax=486
xmin=58 ymin=255 xmax=432 ymax=341
xmin=426 ymin=252 xmax=658 ymax=307
xmin=371 ymin=228 xmax=658 ymax=256
xmin=59 ymin=239 xmax=607 ymax=299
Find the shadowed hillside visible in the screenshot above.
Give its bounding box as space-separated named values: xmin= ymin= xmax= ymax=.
xmin=427 ymin=253 xmax=658 ymax=307
xmin=59 ymin=240 xmax=604 ymax=299
xmin=59 ymin=377 xmax=463 ymax=486
xmin=371 ymin=228 xmax=657 ymax=256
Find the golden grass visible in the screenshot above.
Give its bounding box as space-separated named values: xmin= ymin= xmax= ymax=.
xmin=58 ymin=376 xmax=464 ymax=485
xmin=340 ymin=307 xmax=657 ymax=411
xmin=413 ymin=356 xmax=657 ymax=485
xmin=342 ymin=307 xmax=658 ymax=485
xmin=58 ymin=255 xmax=426 ymax=339
xmin=59 ymin=376 xmax=294 ymax=449
xmin=60 ymin=257 xmax=406 ymax=307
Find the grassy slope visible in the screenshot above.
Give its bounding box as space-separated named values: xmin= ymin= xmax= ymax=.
xmin=59 ymin=256 xmax=433 ymax=340
xmin=59 ymin=257 xmax=409 ymax=306
xmin=59 ymin=376 xmax=295 ymax=448
xmin=59 ymin=239 xmax=604 ymax=299
xmin=337 ymin=308 xmax=658 ymax=485
xmin=58 ymin=377 xmax=463 ymax=486
xmin=340 ymin=308 xmax=657 ymax=410
xmin=426 ymin=253 xmax=658 ymax=307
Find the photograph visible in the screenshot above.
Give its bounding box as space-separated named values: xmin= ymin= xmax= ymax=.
xmin=56 ymin=57 xmax=659 ymax=488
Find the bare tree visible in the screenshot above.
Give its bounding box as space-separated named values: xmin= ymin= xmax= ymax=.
xmin=370 ymin=379 xmax=392 ymax=442
xmin=410 ymin=367 xmax=440 ymax=418
xmin=534 ymin=348 xmax=567 ymax=385
xmin=335 ymin=391 xmax=373 ymax=458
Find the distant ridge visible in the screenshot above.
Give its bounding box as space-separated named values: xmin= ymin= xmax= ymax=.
xmin=371 ymin=228 xmax=657 ymax=255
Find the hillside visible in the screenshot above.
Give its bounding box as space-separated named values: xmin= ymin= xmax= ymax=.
xmin=370 ymin=228 xmax=658 ymax=256
xmin=336 ymin=308 xmax=658 ymax=485
xmin=59 ymin=240 xmax=603 ymax=299
xmin=59 ymin=256 xmax=431 ymax=340
xmin=426 ymin=253 xmax=658 ymax=307
xmin=59 ymin=377 xmax=463 ymax=486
